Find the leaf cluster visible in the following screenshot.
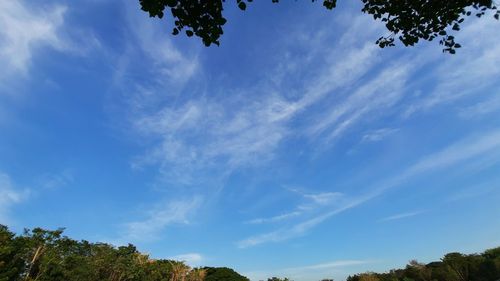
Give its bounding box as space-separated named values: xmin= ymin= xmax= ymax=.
xmin=138 ymin=0 xmax=500 ymax=52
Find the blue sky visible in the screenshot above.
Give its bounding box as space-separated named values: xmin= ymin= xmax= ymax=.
xmin=1 ymin=0 xmax=500 ymax=280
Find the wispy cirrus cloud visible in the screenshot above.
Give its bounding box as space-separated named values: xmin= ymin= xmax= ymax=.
xmin=37 ymin=169 xmax=74 ymax=190
xmin=288 ymin=260 xmax=371 ymax=271
xmin=459 ymin=94 xmax=500 ymax=119
xmin=244 ymin=259 xmax=373 ymax=281
xmin=403 ymin=18 xmax=500 ymax=118
xmin=378 ymin=211 xmax=424 ymax=222
xmin=119 ymin=196 xmax=203 ymax=243
xmin=447 ymin=181 xmax=498 ymax=202
xmin=168 ymin=253 xmax=204 ymax=266
xmin=308 ymin=63 xmax=410 ymax=142
xmin=125 ymin=17 xmax=389 ymax=186
xmin=124 ymin=4 xmax=199 ymax=88
xmin=246 ymin=211 xmax=303 ymax=225
xmin=362 ymin=128 xmax=399 ymax=143
xmin=0 ymin=1 xmax=66 ymax=76
xmin=0 ymin=172 xmax=29 ymax=224
xmin=238 ymin=129 xmax=500 ymax=248
xmin=132 ymin=96 xmax=291 ymax=185
xmin=246 ymin=190 xmax=343 ymax=225
xmin=116 ymin=5 xmax=500 ymax=251
xmin=0 ymin=1 xmax=100 ymax=83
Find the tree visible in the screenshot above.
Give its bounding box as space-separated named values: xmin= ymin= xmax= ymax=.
xmin=442 ymin=252 xmax=471 ymax=281
xmin=139 ymin=0 xmax=500 ymax=53
xmin=0 ymin=225 xmax=26 ymax=281
xmin=170 ymin=261 xmax=190 ymax=281
xmin=188 ymin=268 xmax=207 ymax=281
xmin=404 ymin=260 xmax=432 ymax=281
xmin=358 ymin=273 xmax=380 ymax=281
xmin=204 ymin=267 xmax=250 ymax=281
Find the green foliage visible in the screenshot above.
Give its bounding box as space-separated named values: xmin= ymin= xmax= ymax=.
xmin=347 ymin=247 xmax=500 ymax=281
xmin=138 ymin=0 xmax=500 ymax=53
xmin=0 ymin=225 xmax=241 ymax=281
xmin=204 ymin=267 xmax=249 ymax=281
xmin=1 ymin=224 xmax=499 ymax=281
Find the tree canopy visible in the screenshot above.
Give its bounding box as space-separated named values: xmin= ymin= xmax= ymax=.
xmin=346 ymin=250 xmax=500 ymax=281
xmin=139 ymin=0 xmax=500 ymax=53
xmin=1 ymin=224 xmax=499 ymax=281
xmin=204 ymin=267 xmax=249 ymax=281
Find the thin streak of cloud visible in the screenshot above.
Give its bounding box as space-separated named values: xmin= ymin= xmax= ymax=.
xmin=246 ymin=211 xmax=302 ymax=224
xmin=459 ymin=94 xmax=500 ymax=119
xmin=309 ymin=64 xmax=409 ymax=142
xmin=447 ymin=182 xmax=498 ymax=202
xmin=125 ymin=4 xmax=199 ymax=86
xmin=238 ymin=129 xmax=500 ymax=248
xmin=119 ymin=196 xmax=203 ymax=243
xmin=403 ymin=18 xmax=500 ymax=117
xmin=168 ymin=253 xmax=204 ymax=266
xmin=378 ymin=211 xmax=424 ymax=222
xmin=286 ymin=260 xmax=372 ymax=271
xmin=301 ymin=191 xmax=343 ymax=206
xmin=0 ymin=172 xmax=29 ymax=224
xmin=244 ymin=259 xmax=374 ymax=281
xmin=362 ymin=128 xmax=399 ymax=143
xmin=38 ymin=170 xmax=74 ymax=190
xmin=245 ymin=191 xmax=343 ymax=225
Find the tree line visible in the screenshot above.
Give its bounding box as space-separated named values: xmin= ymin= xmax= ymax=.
xmin=1 ymin=225 xmax=499 ymax=281
xmin=345 ymin=247 xmax=500 ymax=281
xmin=266 ymin=248 xmax=500 ymax=281
xmin=0 ymin=225 xmax=249 ymax=281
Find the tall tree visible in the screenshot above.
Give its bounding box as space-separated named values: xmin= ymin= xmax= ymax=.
xmin=170 ymin=261 xmax=190 ymax=281
xmin=188 ymin=268 xmax=207 ymax=281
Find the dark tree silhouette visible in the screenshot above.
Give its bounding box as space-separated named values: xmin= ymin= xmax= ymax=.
xmin=139 ymin=0 xmax=500 ymax=53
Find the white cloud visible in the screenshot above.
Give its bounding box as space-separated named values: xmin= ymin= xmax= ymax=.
xmin=459 ymin=94 xmax=500 ymax=119
xmin=113 ymin=1 xmax=199 ymax=103
xmin=129 ymin=42 xmax=386 ymax=185
xmin=238 ymin=129 xmax=500 ymax=247
xmin=308 ymin=63 xmax=409 ymax=142
xmin=245 ymin=191 xmax=343 ymax=225
xmin=403 ymin=18 xmax=500 ymax=117
xmin=302 ymin=192 xmax=343 ymax=206
xmin=447 ymin=181 xmax=498 ymax=202
xmin=237 ymin=195 xmax=364 ymax=248
xmin=404 ymin=130 xmax=500 ymax=176
xmin=0 ymin=1 xmax=100 ymax=88
xmin=168 ymin=253 xmax=204 ymax=266
xmin=132 ymin=97 xmax=290 ymax=184
xmin=246 ymin=211 xmax=303 ymax=225
xmin=119 ymin=8 xmax=500 ymax=248
xmin=378 ymin=211 xmax=424 ymax=222
xmin=244 ymin=260 xmax=373 ymax=281
xmin=0 ymin=1 xmax=66 ymax=76
xmin=38 ymin=169 xmax=74 ymax=190
xmin=362 ymin=128 xmax=399 ymax=142
xmin=0 ymin=172 xmax=28 ymax=224
xmin=121 ymin=196 xmax=202 ymax=242
xmin=286 ymin=260 xmax=371 ymax=271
